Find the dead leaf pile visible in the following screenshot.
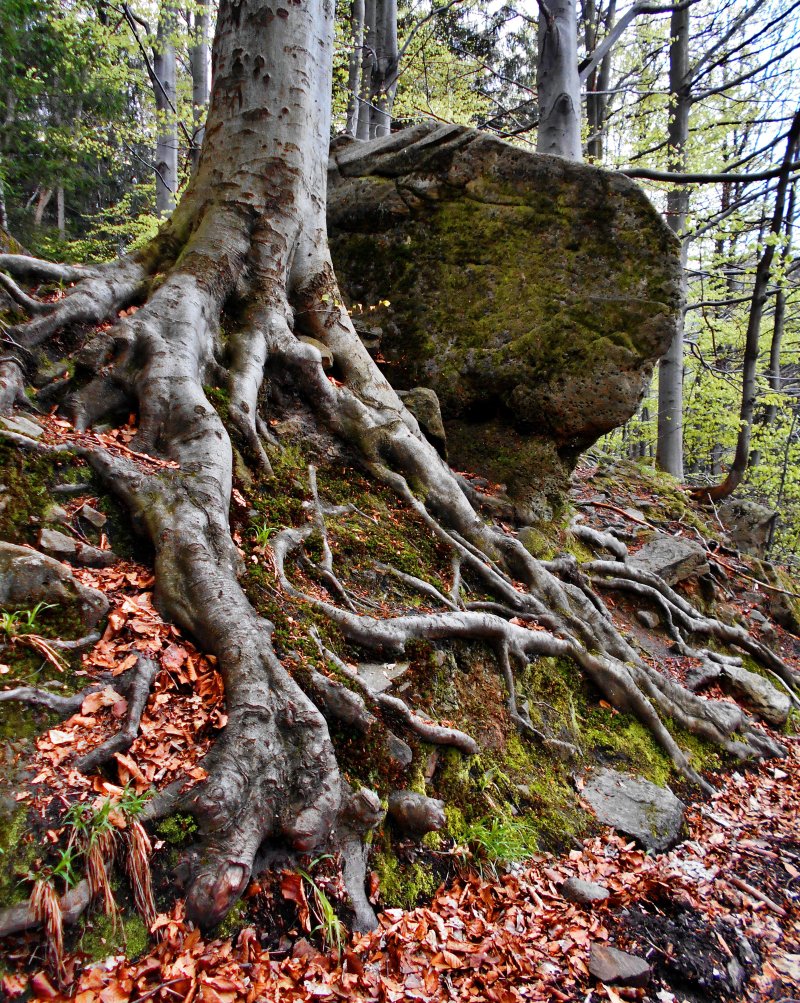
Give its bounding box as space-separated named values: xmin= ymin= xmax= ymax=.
xmin=3 ymin=737 xmax=795 ymax=1002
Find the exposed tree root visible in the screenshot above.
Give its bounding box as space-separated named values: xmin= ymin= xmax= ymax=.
xmin=1 ymin=122 xmax=796 ymax=935
xmin=0 ymin=879 xmax=91 ymax=940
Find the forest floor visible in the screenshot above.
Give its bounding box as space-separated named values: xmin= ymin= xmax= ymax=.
xmin=1 ymin=445 xmax=799 ymax=1002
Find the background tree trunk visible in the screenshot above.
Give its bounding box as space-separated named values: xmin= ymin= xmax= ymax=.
xmin=655 ymin=2 xmax=690 ymax=478
xmin=537 ymin=0 xmax=583 ymax=160
xmin=189 ymin=0 xmax=210 ymax=174
xmin=345 ymin=0 xmax=366 ymax=136
xmin=153 ymin=4 xmax=179 ymax=215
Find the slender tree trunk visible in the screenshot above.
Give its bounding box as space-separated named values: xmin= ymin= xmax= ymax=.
xmin=153 ymin=4 xmax=179 ymax=215
xmin=764 ymin=183 xmax=795 ymax=424
xmin=56 ymin=186 xmax=65 ymax=240
xmin=584 ymin=0 xmax=615 ymax=162
xmin=655 ymin=3 xmax=690 ymax=478
xmin=189 ymin=0 xmax=210 ymax=174
xmin=694 ymin=110 xmax=800 ymax=502
xmin=536 ymin=0 xmax=583 ymax=161
xmin=356 ymin=0 xmax=376 ymax=140
xmin=345 ymin=0 xmax=366 ymax=136
xmin=369 ymin=0 xmax=398 ymax=138
xmin=33 ymin=188 xmax=52 ymax=226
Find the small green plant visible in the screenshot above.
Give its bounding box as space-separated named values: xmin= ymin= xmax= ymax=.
xmin=462 ymin=815 xmax=538 ymax=876
xmin=251 ymin=519 xmax=278 ymax=547
xmin=0 ymin=601 xmax=58 ymax=637
xmin=298 ymin=856 xmax=346 ymax=957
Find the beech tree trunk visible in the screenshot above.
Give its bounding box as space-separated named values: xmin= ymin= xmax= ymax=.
xmin=655 ymin=3 xmax=690 ymax=478
xmin=0 ymin=0 xmax=795 ymax=945
xmin=189 ymin=0 xmax=211 ymax=173
xmin=695 ymin=111 xmax=800 ymax=502
xmin=536 ymin=0 xmax=583 ymax=161
xmin=153 ymin=4 xmax=179 ymax=214
xmin=345 ymin=0 xmax=366 ymax=136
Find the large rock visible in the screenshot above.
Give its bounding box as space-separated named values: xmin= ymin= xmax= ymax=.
xmin=719 ymin=498 xmax=776 ymax=557
xmin=686 ymin=660 xmax=790 ymax=727
xmin=581 ymin=768 xmax=685 ymax=852
xmin=628 ymin=532 xmax=709 ymax=586
xmin=328 ymin=124 xmax=681 ymax=520
xmin=0 ymin=541 xmax=108 ymax=628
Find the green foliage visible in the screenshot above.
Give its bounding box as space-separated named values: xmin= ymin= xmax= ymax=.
xmin=0 ymin=601 xmax=57 ymax=637
xmin=298 ymin=857 xmax=346 ymax=957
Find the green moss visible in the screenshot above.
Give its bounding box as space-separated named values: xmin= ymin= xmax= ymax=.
xmin=215 ymin=897 xmax=248 ymax=939
xmin=372 ymin=840 xmax=439 ymax=910
xmin=0 ymin=807 xmax=37 ymax=906
xmin=156 ymin=813 xmax=198 ymax=846
xmin=80 ymin=909 xmax=150 ymax=960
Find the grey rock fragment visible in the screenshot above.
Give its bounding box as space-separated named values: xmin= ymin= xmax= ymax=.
xmin=38 ymin=528 xmax=116 ymax=568
xmin=581 ymin=768 xmax=685 ymax=852
xmin=0 ymin=415 xmax=43 ymax=439
xmin=719 ymin=498 xmax=776 ymax=557
xmin=398 ymin=387 xmax=447 ymax=459
xmin=629 ymin=532 xmax=709 ymax=585
xmin=560 ymin=878 xmax=610 ymax=905
xmin=0 ymin=541 xmax=108 ymax=627
xmin=588 ymin=944 xmax=650 ymax=987
xmin=79 ymin=504 xmax=108 ymax=529
xmin=356 ymin=661 xmax=409 ymax=694
xmin=636 ymin=609 xmax=660 ymax=629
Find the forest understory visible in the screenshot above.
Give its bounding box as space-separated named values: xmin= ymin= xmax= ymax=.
xmin=0 ymin=253 xmax=799 ymax=1000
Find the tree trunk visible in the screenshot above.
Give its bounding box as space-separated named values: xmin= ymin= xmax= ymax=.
xmin=584 ymin=0 xmax=615 ymax=162
xmin=189 ymin=0 xmax=211 ymax=174
xmin=536 ymin=0 xmax=583 ymax=161
xmin=764 ymin=183 xmax=795 ymax=426
xmin=655 ymin=3 xmax=690 ymax=479
xmin=56 ymin=186 xmax=65 ymax=239
xmin=694 ymin=111 xmax=800 ymax=502
xmin=153 ymin=4 xmax=179 ymax=215
xmin=33 ymin=187 xmax=52 ymax=226
xmin=369 ymin=0 xmax=399 ymax=138
xmin=0 ymin=0 xmax=793 ymax=943
xmin=345 ymin=0 xmax=366 ymax=136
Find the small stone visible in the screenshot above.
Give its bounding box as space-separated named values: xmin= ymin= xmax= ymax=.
xmin=79 ymin=504 xmax=108 ymax=529
xmin=356 ymin=661 xmax=409 ymax=694
xmin=0 ymin=541 xmax=108 ymax=627
xmin=397 ymin=387 xmax=447 ymax=459
xmin=589 ymin=944 xmax=651 ymax=988
xmin=44 ymin=503 xmax=69 ymax=525
xmin=749 ymin=609 xmax=768 ymax=625
xmin=38 ymin=528 xmax=116 ymax=568
xmin=0 ymin=414 xmax=43 ymax=439
xmin=629 ymin=533 xmax=709 ymax=585
xmin=297 ymin=335 xmax=334 ymax=369
xmin=581 ymin=768 xmax=685 ymax=852
xmin=561 ymin=878 xmax=610 ymax=905
xmin=636 ymin=609 xmax=659 ymax=629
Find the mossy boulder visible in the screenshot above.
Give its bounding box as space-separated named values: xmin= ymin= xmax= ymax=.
xmin=328 ymin=124 xmax=681 ymax=519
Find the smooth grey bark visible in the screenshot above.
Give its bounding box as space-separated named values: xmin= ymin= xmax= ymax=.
xmin=1 ymin=5 xmax=795 ymax=942
xmin=56 ymin=186 xmax=65 ymax=239
xmin=536 ymin=0 xmax=583 ymax=160
xmin=583 ymin=0 xmax=616 ymax=162
xmin=370 ymin=0 xmax=399 ymax=138
xmin=695 ymin=110 xmax=800 ymax=502
xmin=655 ymin=2 xmax=690 ymax=478
xmin=189 ymin=0 xmax=210 ymax=173
xmin=33 ymin=187 xmax=52 ymax=226
xmin=356 ymin=0 xmax=376 ymax=139
xmin=153 ymin=4 xmax=179 ymax=215
xmin=345 ymin=0 xmax=366 ymax=136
